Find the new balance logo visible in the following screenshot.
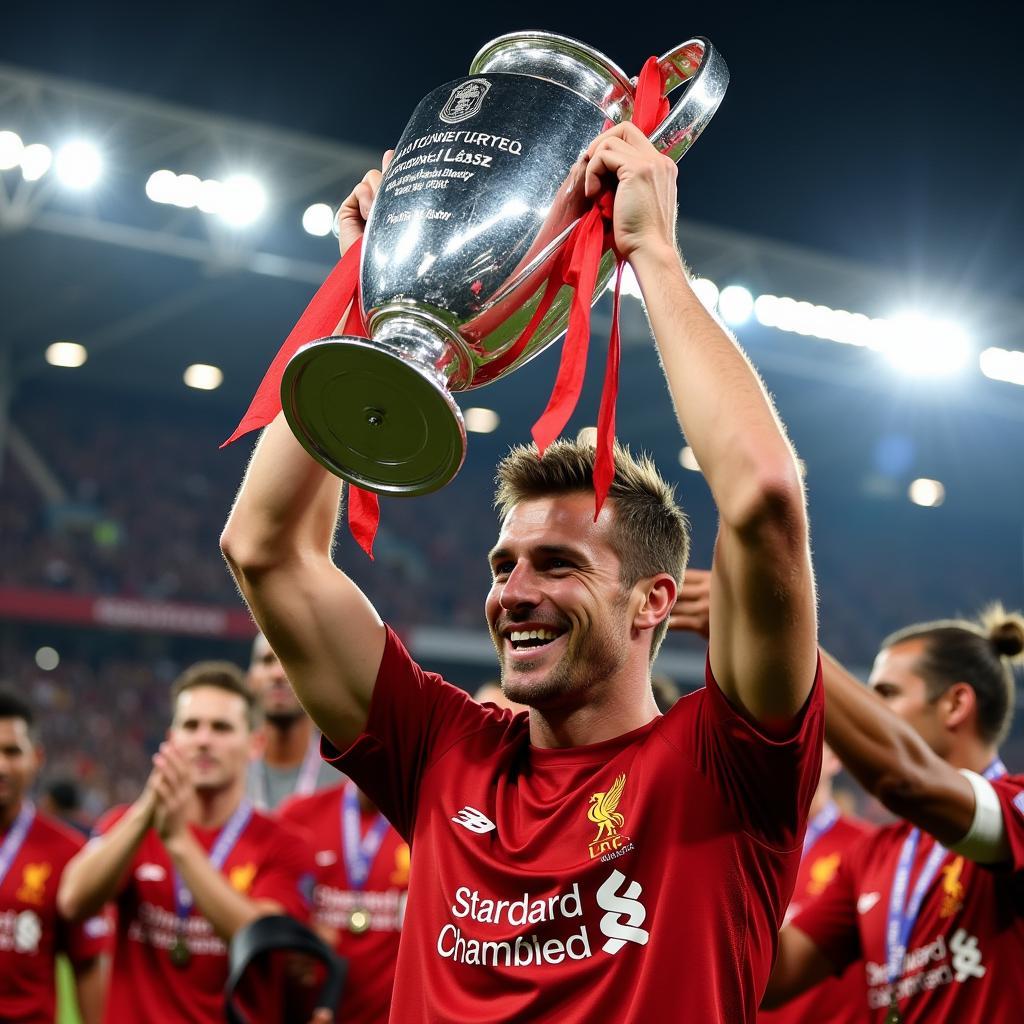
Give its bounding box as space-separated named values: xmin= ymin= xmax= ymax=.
xmin=949 ymin=928 xmax=986 ymax=982
xmin=451 ymin=806 xmax=496 ymax=834
xmin=596 ymin=869 xmax=649 ymax=954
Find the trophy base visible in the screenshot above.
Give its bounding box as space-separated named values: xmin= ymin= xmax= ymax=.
xmin=281 ymin=336 xmax=467 ymax=497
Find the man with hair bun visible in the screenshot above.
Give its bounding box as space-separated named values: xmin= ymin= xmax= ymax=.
xmin=222 ymin=125 xmax=822 ymax=1022
xmin=763 ymin=604 xmax=1024 ymax=1023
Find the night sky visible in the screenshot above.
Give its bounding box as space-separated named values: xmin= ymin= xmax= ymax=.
xmin=4 ymin=1 xmax=1024 ymax=309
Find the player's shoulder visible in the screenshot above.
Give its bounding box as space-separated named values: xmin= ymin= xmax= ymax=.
xmin=249 ymin=805 xmax=316 ymax=849
xmin=834 ymin=813 xmax=875 ymax=844
xmin=278 ymin=784 xmax=344 ymax=825
xmin=28 ymin=808 xmax=89 ymax=859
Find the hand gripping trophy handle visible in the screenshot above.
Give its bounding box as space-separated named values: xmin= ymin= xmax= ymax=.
xmin=281 ymin=33 xmax=728 ymax=497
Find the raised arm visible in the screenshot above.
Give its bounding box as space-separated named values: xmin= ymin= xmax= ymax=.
xmin=220 ymin=158 xmax=393 ymax=751
xmin=820 ymin=650 xmax=994 ymax=854
xmin=585 ymin=124 xmax=816 ymax=728
xmin=58 ymin=785 xmax=156 ymax=921
xmin=760 ymin=925 xmax=837 ymax=1010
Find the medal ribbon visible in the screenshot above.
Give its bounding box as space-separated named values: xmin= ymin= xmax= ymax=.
xmin=341 ymin=783 xmax=389 ymax=891
xmin=173 ymin=799 xmax=254 ymax=924
xmin=223 ymin=58 xmax=669 ymax=549
xmin=0 ymin=802 xmax=35 ymax=887
xmin=983 ymin=757 xmax=1007 ymax=781
xmin=802 ymin=799 xmax=840 ymax=855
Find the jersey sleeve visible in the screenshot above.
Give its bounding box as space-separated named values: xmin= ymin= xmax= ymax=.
xmin=789 ymin=843 xmax=864 ymax=974
xmin=991 ymin=774 xmax=1024 ymax=873
xmin=250 ymin=821 xmax=317 ymax=922
xmin=665 ymin=655 xmax=824 ymax=850
xmin=320 ymin=624 xmax=503 ymax=840
xmin=59 ymin=909 xmax=113 ymax=965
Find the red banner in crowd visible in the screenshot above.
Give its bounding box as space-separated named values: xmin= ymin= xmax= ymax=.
xmin=0 ymin=587 xmax=257 ymax=640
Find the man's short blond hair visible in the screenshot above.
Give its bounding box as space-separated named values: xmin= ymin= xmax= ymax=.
xmin=494 ymin=437 xmax=690 ymax=659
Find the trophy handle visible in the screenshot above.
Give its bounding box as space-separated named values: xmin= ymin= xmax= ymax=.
xmin=639 ymin=38 xmax=729 ymax=163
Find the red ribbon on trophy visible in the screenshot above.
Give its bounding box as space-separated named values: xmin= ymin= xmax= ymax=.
xmin=224 ymin=57 xmax=668 ymax=557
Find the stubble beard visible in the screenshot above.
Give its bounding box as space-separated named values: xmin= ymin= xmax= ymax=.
xmin=500 ymin=621 xmax=628 ymax=710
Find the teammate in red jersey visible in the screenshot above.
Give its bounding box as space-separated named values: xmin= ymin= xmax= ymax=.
xmin=247 ymin=631 xmax=342 ymax=810
xmin=281 ymin=782 xmax=409 ymax=1024
xmin=58 ymin=661 xmax=317 ymax=1024
xmin=0 ymin=688 xmax=107 ymax=1024
xmin=222 ymin=124 xmax=822 ymax=1022
xmin=764 ymin=606 xmax=1024 ymax=1023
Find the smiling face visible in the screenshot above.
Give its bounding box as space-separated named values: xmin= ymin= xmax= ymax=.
xmin=170 ymin=685 xmax=253 ymax=793
xmin=485 ymin=493 xmax=637 ymax=710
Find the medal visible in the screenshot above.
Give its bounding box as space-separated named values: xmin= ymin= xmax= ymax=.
xmin=884 ymin=994 xmax=903 ymax=1024
xmin=170 ymin=933 xmax=191 ymax=968
xmin=347 ymin=907 xmax=371 ymax=934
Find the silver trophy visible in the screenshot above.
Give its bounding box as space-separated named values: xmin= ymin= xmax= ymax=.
xmin=281 ymin=31 xmax=728 ymax=495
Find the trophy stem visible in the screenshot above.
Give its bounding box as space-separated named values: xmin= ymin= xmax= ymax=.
xmin=281 ymin=323 xmax=467 ymax=497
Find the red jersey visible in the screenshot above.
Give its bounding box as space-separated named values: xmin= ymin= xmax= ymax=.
xmin=794 ymin=772 xmax=1024 ymax=1022
xmin=280 ymin=785 xmax=409 ymax=1024
xmin=96 ymin=802 xmax=315 ymax=1024
xmin=323 ymin=626 xmax=824 ymax=1024
xmin=759 ymin=810 xmax=873 ymax=1024
xmin=0 ymin=806 xmax=108 ymax=1024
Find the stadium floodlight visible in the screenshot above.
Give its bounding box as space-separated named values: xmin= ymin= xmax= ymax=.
xmin=718 ymin=285 xmax=754 ymax=326
xmin=54 ymin=140 xmax=103 ymax=190
xmin=20 ymin=143 xmax=52 ymax=181
xmin=679 ymin=445 xmax=701 ymax=472
xmin=691 ymin=277 xmax=719 ymax=312
xmin=173 ymin=173 xmax=202 ymax=209
xmin=218 ymin=174 xmax=266 ymax=227
xmin=35 ymin=646 xmax=60 ymax=671
xmin=876 ymin=314 xmax=971 ymax=376
xmin=45 ymin=341 xmax=88 ymax=367
xmin=0 ymin=130 xmax=24 ymax=170
xmin=464 ymin=407 xmax=500 ymax=433
xmin=184 ymin=363 xmax=223 ymax=390
xmin=145 ymin=169 xmax=178 ymax=204
xmin=979 ymin=346 xmax=1024 ymax=387
xmin=196 ymin=178 xmax=223 ymax=215
xmin=908 ymin=477 xmax=945 ymax=508
xmin=303 ymin=203 xmax=335 ymax=237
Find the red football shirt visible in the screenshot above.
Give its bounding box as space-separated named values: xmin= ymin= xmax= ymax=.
xmin=0 ymin=806 xmax=108 ymax=1024
xmin=759 ymin=811 xmax=872 ymax=1024
xmin=280 ymin=784 xmax=409 ymax=1024
xmin=96 ymin=803 xmax=315 ymax=1024
xmin=323 ymin=625 xmax=824 ymax=1023
xmin=794 ymin=773 xmax=1024 ymax=1022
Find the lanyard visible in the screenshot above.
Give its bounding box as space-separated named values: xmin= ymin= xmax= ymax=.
xmin=0 ymin=802 xmax=35 ymax=887
xmin=341 ymin=784 xmax=389 ymax=891
xmin=173 ymin=800 xmax=253 ymax=919
xmin=252 ymin=731 xmax=322 ymax=810
xmin=803 ymin=799 xmax=840 ymax=855
xmin=884 ymin=755 xmax=1007 ymax=989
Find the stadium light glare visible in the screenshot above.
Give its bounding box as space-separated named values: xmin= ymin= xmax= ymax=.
xmin=218 ymin=175 xmax=266 ymax=227
xmin=0 ymin=130 xmax=24 ymax=170
xmin=45 ymin=341 xmax=88 ymax=368
xmin=55 ymin=140 xmax=103 ymax=190
xmin=908 ymin=478 xmax=945 ymax=508
xmin=197 ymin=178 xmax=224 ymax=215
xmin=145 ymin=169 xmax=177 ymax=203
xmin=979 ymin=347 xmax=1024 ymax=387
xmin=173 ymin=173 xmax=202 ymax=209
xmin=718 ymin=285 xmax=753 ymax=326
xmin=691 ymin=277 xmax=719 ymax=312
xmin=303 ymin=203 xmax=335 ymax=237
xmin=679 ymin=445 xmax=701 ymax=472
xmin=35 ymin=646 xmax=60 ymax=671
xmin=876 ymin=314 xmax=971 ymax=376
xmin=184 ymin=363 xmax=223 ymax=390
xmin=20 ymin=143 xmax=52 ymax=181
xmin=464 ymin=407 xmax=500 ymax=433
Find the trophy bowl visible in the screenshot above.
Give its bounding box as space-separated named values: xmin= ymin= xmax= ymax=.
xmin=281 ymin=30 xmax=728 ymax=496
